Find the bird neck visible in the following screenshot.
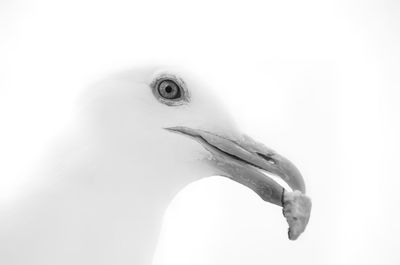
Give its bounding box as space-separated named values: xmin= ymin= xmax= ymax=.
xmin=3 ymin=157 xmax=199 ymax=265
xmin=7 ymin=133 xmax=211 ymax=265
xmin=59 ymin=150 xmax=206 ymax=265
xmin=60 ymin=167 xmax=183 ymax=265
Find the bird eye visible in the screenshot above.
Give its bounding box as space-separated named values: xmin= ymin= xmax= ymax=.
xmin=157 ymin=80 xmax=181 ymax=100
xmin=151 ymin=74 xmax=190 ymax=106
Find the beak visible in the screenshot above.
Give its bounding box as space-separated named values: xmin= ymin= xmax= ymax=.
xmin=165 ymin=126 xmax=312 ymax=240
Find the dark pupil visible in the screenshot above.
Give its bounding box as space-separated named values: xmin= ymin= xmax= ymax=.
xmin=165 ymin=85 xmax=172 ymax=93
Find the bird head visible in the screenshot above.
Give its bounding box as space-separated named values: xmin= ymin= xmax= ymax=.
xmin=77 ymin=67 xmax=309 ymax=239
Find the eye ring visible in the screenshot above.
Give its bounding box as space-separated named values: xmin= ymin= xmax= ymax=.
xmin=151 ymin=73 xmax=190 ymax=106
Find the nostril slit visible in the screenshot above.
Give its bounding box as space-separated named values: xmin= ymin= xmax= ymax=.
xmin=257 ymin=153 xmax=276 ymax=165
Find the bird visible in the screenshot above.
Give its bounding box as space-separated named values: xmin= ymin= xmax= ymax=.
xmin=0 ymin=67 xmax=311 ymax=265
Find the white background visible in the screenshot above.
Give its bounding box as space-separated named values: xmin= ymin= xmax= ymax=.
xmin=1 ymin=0 xmax=399 ymax=264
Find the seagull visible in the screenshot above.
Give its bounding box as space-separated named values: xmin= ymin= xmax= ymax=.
xmin=0 ymin=67 xmax=311 ymax=265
